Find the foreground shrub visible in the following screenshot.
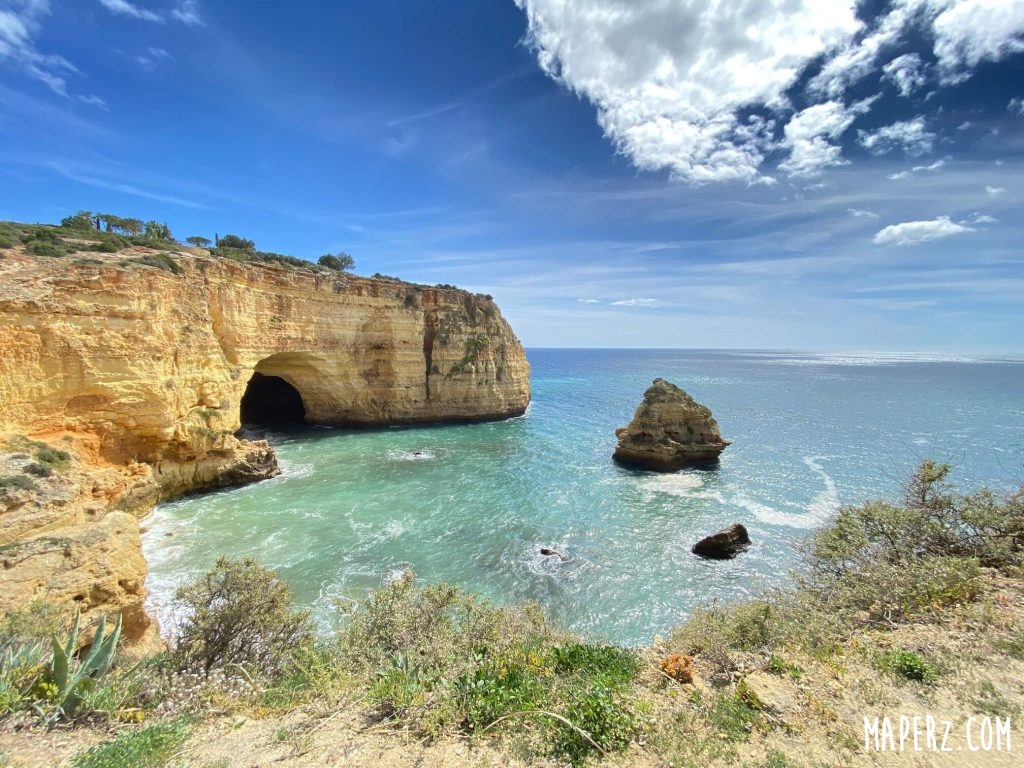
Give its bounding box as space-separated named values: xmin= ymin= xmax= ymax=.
xmin=338 ymin=572 xmax=639 ymax=763
xmin=337 ymin=571 xmax=552 ymax=679
xmin=878 ymin=649 xmax=938 ymax=684
xmin=173 ymin=556 xmax=315 ymax=678
xmin=72 ymin=717 xmax=190 ymax=768
xmin=0 ymin=605 xmax=125 ymax=724
xmin=42 ymin=611 xmax=122 ymax=723
xmin=670 ymin=462 xmax=1022 ymax=664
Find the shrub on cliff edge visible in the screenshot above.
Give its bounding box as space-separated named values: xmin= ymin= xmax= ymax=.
xmin=172 ymin=557 xmax=315 ymax=678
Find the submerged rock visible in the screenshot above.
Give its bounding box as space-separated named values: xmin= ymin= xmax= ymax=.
xmin=613 ymin=378 xmax=730 ymax=471
xmin=692 ymin=523 xmax=750 ymax=559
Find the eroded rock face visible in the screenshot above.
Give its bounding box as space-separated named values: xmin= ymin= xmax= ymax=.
xmin=691 ymin=523 xmax=751 ymax=559
xmin=613 ymin=378 xmax=729 ymax=471
xmin=0 ymin=249 xmax=530 ymax=647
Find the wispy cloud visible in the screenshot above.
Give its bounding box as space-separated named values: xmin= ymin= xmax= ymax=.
xmin=888 ymin=158 xmax=946 ymax=180
xmin=135 ymin=46 xmax=174 ymax=69
xmin=37 ymin=158 xmax=213 ymax=209
xmin=96 ymin=0 xmax=163 ymax=23
xmin=385 ymin=69 xmax=530 ymax=128
xmin=610 ymin=298 xmax=661 ymax=307
xmin=0 ymin=0 xmax=78 ymax=94
xmin=873 ymin=215 xmax=973 ymax=246
xmin=848 ymin=208 xmax=878 ymax=218
xmin=97 ymin=0 xmax=203 ymax=26
xmin=171 ymin=0 xmax=203 ymax=26
xmin=882 ymin=53 xmax=927 ymax=97
xmin=858 ymin=117 xmax=935 ymax=156
xmin=76 ymin=94 xmax=108 ymax=110
xmin=986 ymin=185 xmax=1006 ymax=196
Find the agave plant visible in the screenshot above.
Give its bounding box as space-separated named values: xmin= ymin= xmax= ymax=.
xmin=0 ymin=637 xmax=45 ymax=715
xmin=44 ymin=611 xmax=122 ymax=723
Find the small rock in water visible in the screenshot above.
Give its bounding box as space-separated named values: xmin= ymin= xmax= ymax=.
xmin=691 ymin=523 xmax=750 ymax=559
xmin=540 ymin=547 xmax=563 ymax=558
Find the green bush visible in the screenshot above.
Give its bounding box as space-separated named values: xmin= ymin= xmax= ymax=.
xmin=124 ymin=254 xmax=183 ymax=275
xmin=0 ymin=474 xmax=38 ymax=492
xmin=0 ymin=236 xmax=13 ymax=249
xmin=878 ymin=649 xmax=938 ymax=683
xmin=173 ymin=556 xmax=316 ymax=678
xmin=318 ymin=252 xmax=354 ymax=272
xmin=27 ymin=241 xmax=67 ymax=258
xmin=337 ymin=571 xmax=551 ymax=678
xmin=996 ymin=631 xmax=1024 ymax=661
xmin=34 ymin=445 xmax=71 ymax=470
xmin=88 ymin=237 xmax=127 ymax=253
xmin=72 ymin=718 xmax=190 ymax=768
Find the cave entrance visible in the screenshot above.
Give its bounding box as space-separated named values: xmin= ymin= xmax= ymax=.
xmin=240 ymin=372 xmax=307 ymax=426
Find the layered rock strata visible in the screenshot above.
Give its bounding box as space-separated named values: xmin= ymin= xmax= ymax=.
xmin=613 ymin=378 xmax=729 ymax=471
xmin=0 ymin=247 xmax=530 ymax=645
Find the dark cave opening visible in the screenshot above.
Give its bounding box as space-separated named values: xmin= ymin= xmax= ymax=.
xmin=240 ymin=372 xmax=306 ymax=425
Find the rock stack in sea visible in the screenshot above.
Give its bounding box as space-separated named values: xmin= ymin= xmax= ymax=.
xmin=613 ymin=378 xmax=730 ymax=471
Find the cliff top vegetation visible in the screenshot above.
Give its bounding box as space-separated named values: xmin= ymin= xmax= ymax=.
xmin=0 ymin=213 xmax=355 ymax=275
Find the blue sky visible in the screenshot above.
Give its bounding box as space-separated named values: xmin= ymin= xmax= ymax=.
xmin=1 ymin=0 xmax=1022 ymax=352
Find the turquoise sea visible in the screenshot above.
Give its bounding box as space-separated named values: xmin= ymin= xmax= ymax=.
xmin=142 ymin=349 xmax=1024 ymax=646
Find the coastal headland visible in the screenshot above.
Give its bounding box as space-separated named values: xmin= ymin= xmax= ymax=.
xmin=0 ymin=225 xmax=530 ymax=648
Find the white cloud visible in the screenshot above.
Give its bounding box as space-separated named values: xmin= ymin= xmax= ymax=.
xmin=882 ymin=53 xmax=927 ymax=96
xmin=956 ymin=121 xmax=973 ymax=130
xmin=0 ymin=0 xmax=77 ymax=94
xmin=514 ymin=0 xmax=861 ymax=184
xmin=872 ymin=215 xmax=974 ymax=246
xmin=135 ymin=46 xmax=174 ymax=69
xmin=171 ymin=0 xmax=203 ymax=27
xmin=611 ymin=298 xmax=661 ymax=307
xmin=887 ymin=157 xmax=946 ymax=179
xmin=779 ymin=98 xmax=874 ymax=177
xmin=577 ymin=298 xmax=600 ymax=303
xmin=811 ymin=1 xmax=1024 ymax=93
xmin=516 ymin=1 xmax=1024 ymax=185
xmin=858 ymin=117 xmax=935 ymax=156
xmin=848 ymin=208 xmax=878 ymax=218
xmin=930 ymin=0 xmax=1024 ymax=82
xmin=985 ymin=185 xmax=1006 ymax=195
xmin=969 ymin=213 xmax=997 ymax=224
xmin=76 ymin=94 xmax=107 ymax=109
xmin=96 ymin=0 xmax=162 ymax=22
xmin=1009 ymin=97 xmax=1024 ymax=116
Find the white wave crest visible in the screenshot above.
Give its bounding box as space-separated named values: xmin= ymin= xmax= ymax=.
xmin=638 ymin=473 xmax=705 ymax=500
xmin=388 ymin=449 xmax=435 ymax=462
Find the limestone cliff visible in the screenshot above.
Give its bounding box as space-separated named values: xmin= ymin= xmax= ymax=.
xmin=613 ymin=378 xmax=728 ymax=471
xmin=0 ymin=246 xmax=530 ymax=645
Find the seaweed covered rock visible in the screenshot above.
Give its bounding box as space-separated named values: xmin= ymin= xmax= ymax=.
xmin=613 ymin=378 xmax=729 ymax=471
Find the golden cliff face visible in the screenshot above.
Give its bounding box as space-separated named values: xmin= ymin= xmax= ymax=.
xmin=0 ymin=248 xmax=530 ymax=646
